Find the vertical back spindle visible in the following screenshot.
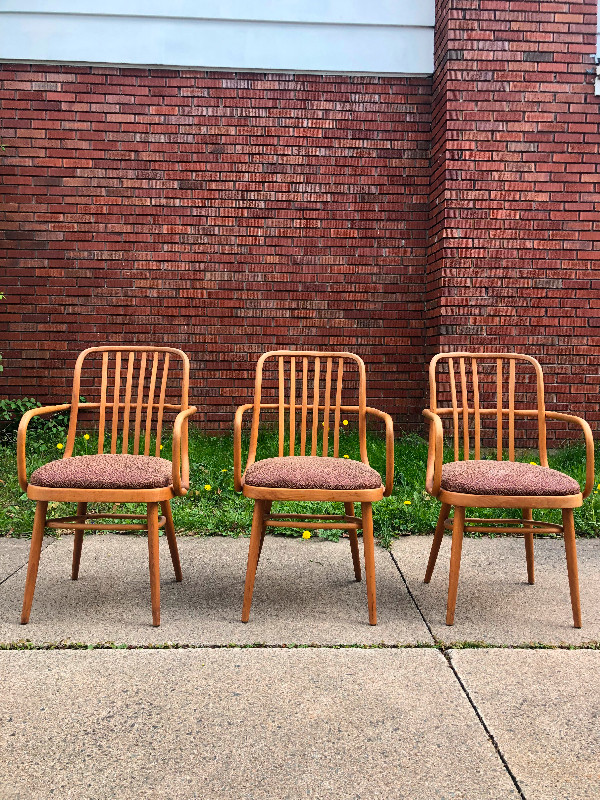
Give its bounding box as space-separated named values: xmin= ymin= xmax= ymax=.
xmin=155 ymin=353 xmax=170 ymax=457
xmin=110 ymin=351 xmax=122 ymax=454
xmin=508 ymin=358 xmax=516 ymax=461
xmin=322 ymin=358 xmax=332 ymax=457
xmin=122 ymin=352 xmax=135 ymax=454
xmin=333 ymin=358 xmax=344 ymax=457
xmin=278 ymin=357 xmax=285 ymax=458
xmin=289 ymin=356 xmax=296 ymax=456
xmin=448 ymin=358 xmax=459 ymax=461
xmin=472 ymin=358 xmax=481 ymax=460
xmin=459 ymin=358 xmax=469 ymax=460
xmin=311 ymin=357 xmax=321 ymax=456
xmin=133 ymin=351 xmax=147 ymax=455
xmin=300 ymin=357 xmax=308 ymax=456
xmin=144 ymin=352 xmax=159 ymax=456
xmin=98 ymin=351 xmax=109 ymax=454
xmin=496 ymin=358 xmax=503 ymax=460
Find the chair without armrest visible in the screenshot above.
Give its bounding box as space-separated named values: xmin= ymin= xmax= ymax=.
xmin=17 ymin=346 xmax=197 ymax=627
xmin=423 ymin=352 xmax=594 ymax=627
xmin=234 ymin=351 xmax=394 ymax=625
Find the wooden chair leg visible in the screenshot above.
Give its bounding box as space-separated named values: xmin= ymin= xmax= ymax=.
xmin=147 ymin=502 xmax=161 ymax=627
xmin=562 ymin=508 xmax=582 ymax=628
xmin=345 ymin=501 xmax=361 ymax=581
xmin=361 ymin=502 xmax=377 ymax=625
xmin=160 ymin=500 xmax=182 ymax=582
xmin=21 ymin=501 xmax=48 ymax=624
xmin=424 ymin=502 xmax=451 ymax=583
xmin=71 ymin=501 xmax=87 ymax=580
xmin=522 ymin=507 xmax=535 ymax=585
xmin=446 ymin=506 xmax=465 ymax=626
xmin=257 ymin=501 xmax=272 ymax=568
xmin=242 ymin=500 xmax=266 ymax=623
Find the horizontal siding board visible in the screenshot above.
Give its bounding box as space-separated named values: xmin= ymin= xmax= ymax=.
xmin=0 ymin=8 xmax=434 ymax=74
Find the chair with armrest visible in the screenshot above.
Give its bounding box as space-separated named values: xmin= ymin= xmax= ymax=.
xmin=423 ymin=352 xmax=594 ymax=627
xmin=234 ymin=351 xmax=394 ymax=625
xmin=17 ymin=346 xmax=197 ymax=627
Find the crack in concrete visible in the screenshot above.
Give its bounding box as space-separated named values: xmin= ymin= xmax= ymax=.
xmin=388 ymin=549 xmax=527 ymax=800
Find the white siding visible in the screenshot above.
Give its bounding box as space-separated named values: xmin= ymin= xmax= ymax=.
xmin=0 ymin=1 xmax=434 ymax=75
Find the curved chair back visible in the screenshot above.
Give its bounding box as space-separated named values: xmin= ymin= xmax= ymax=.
xmin=249 ymin=351 xmax=368 ymax=461
xmin=64 ymin=346 xmax=190 ymax=458
xmin=429 ymin=352 xmax=548 ymax=464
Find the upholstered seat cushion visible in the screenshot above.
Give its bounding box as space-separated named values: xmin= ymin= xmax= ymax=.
xmin=30 ymin=454 xmax=173 ymax=490
xmin=244 ymin=456 xmax=382 ymax=491
xmin=441 ymin=460 xmax=580 ymax=497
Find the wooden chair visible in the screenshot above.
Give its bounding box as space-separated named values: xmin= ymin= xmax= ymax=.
xmin=234 ymin=351 xmax=394 ymax=625
xmin=17 ymin=346 xmax=197 ymax=627
xmin=423 ymin=352 xmax=594 ymax=627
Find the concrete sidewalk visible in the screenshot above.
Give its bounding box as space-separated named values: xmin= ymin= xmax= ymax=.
xmin=0 ymin=533 xmax=599 ymax=799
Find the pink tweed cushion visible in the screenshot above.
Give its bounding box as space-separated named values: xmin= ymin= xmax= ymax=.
xmin=244 ymin=456 xmax=382 ymax=491
xmin=30 ymin=454 xmax=173 ymax=490
xmin=441 ymin=460 xmax=580 ymax=497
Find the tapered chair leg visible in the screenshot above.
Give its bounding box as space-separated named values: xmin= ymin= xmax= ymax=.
xmin=257 ymin=501 xmax=272 ymax=568
xmin=446 ymin=506 xmax=465 ymax=626
xmin=21 ymin=501 xmax=48 ymax=624
xmin=522 ymin=507 xmax=535 ymax=585
xmin=242 ymin=500 xmax=266 ymax=623
xmin=345 ymin=502 xmax=361 ymax=582
xmin=425 ymin=503 xmax=451 ymax=583
xmin=147 ymin=502 xmax=161 ymax=627
xmin=160 ymin=500 xmax=182 ymax=582
xmin=361 ymin=502 xmax=377 ymax=625
xmin=562 ymin=508 xmax=581 ymax=628
xmin=71 ymin=501 xmax=87 ymax=580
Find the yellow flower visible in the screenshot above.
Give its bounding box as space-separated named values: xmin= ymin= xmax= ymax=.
xmin=343 ymin=454 xmax=349 ymax=459
xmin=204 ymin=484 xmax=211 ymax=491
xmin=221 ymin=468 xmax=227 ymax=473
xmin=56 ymin=443 xmax=64 ymax=450
xmin=595 ymin=491 xmax=598 ymax=495
xmin=597 ymin=483 xmax=600 ymax=490
xmin=302 ymin=531 xmax=311 ymax=539
xmin=404 ymin=500 xmax=412 ymax=505
xmin=529 ymin=462 xmax=537 ymax=466
xmin=342 ymin=419 xmax=348 ymax=426
xmin=160 ymin=445 xmax=163 ymax=450
xmin=83 ymin=434 xmax=90 ymax=441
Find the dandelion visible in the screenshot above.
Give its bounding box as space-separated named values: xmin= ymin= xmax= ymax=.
xmin=204 ymin=484 xmax=211 ymax=491
xmin=221 ymin=468 xmax=228 ymax=473
xmin=342 ymin=419 xmax=348 ymax=426
xmin=160 ymin=445 xmax=163 ymax=450
xmin=302 ymin=531 xmax=311 ymax=539
xmin=343 ymin=454 xmax=350 ymax=459
xmin=597 ymin=482 xmax=600 ymax=490
xmin=529 ymin=462 xmax=537 ymax=466
xmin=404 ymin=500 xmax=412 ymax=506
xmin=56 ymin=443 xmax=64 ymax=450
xmin=83 ymin=434 xmax=90 ymax=441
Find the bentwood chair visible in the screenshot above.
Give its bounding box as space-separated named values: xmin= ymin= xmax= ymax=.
xmin=17 ymin=346 xmax=196 ymax=627
xmin=423 ymin=353 xmax=594 ymax=627
xmin=234 ymin=351 xmax=394 ymax=625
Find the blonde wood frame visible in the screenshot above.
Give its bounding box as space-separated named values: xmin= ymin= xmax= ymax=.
xmin=234 ymin=350 xmax=394 ymax=626
xmin=423 ymin=352 xmax=594 ymax=628
xmin=17 ymin=346 xmax=196 ymax=627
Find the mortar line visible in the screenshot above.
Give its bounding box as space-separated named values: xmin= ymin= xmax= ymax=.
xmin=388 ymin=549 xmax=527 ymax=800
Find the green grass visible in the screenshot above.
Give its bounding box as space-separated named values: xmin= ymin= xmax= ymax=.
xmin=1 ymin=424 xmax=600 ymax=547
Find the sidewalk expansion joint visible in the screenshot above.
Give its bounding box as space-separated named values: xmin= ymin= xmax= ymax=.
xmin=388 ymin=550 xmax=527 ymax=800
xmin=0 ymin=538 xmax=56 ymax=589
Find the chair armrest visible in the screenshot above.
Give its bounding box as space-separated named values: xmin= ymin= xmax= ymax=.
xmin=423 ymin=409 xmax=444 ymax=496
xmin=365 ymin=407 xmax=394 ymax=497
xmin=545 ymin=411 xmax=595 ymax=499
xmin=171 ymin=406 xmax=197 ymax=496
xmin=17 ymin=404 xmax=72 ymax=491
xmin=234 ymin=403 xmax=254 ymax=492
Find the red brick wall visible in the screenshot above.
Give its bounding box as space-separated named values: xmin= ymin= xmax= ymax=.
xmin=428 ymin=0 xmax=600 ymax=438
xmin=0 ymin=66 xmax=431 ymax=429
